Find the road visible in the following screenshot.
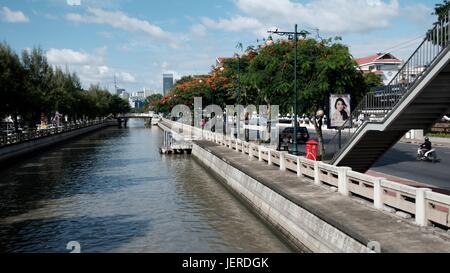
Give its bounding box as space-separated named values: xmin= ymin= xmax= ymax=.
xmin=371 ymin=142 xmax=450 ymax=191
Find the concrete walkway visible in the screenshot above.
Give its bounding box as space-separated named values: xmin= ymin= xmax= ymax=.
xmin=195 ymin=140 xmax=450 ymax=253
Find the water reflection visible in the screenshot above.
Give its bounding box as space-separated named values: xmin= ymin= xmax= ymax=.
xmin=0 ymin=120 xmax=292 ymax=253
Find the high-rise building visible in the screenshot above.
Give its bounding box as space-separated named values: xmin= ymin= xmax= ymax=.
xmin=144 ymin=89 xmax=153 ymax=98
xmin=163 ymin=74 xmax=174 ymax=95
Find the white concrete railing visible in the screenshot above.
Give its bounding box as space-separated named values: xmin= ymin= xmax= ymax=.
xmin=161 ymin=118 xmax=450 ymax=229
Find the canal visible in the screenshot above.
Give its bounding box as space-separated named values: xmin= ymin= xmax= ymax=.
xmin=0 ymin=120 xmax=292 ymax=253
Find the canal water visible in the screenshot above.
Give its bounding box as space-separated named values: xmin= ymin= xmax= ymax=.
xmin=0 ymin=120 xmax=292 ymax=253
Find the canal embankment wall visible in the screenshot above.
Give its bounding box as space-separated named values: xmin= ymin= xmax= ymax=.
xmin=0 ymin=120 xmax=116 ymax=165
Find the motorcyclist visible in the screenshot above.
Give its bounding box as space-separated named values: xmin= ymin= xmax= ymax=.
xmin=419 ymin=136 xmax=432 ymax=158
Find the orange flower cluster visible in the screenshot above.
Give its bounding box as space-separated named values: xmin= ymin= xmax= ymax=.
xmin=155 ymin=68 xmax=232 ymax=109
xmin=160 ymin=95 xmax=172 ymax=105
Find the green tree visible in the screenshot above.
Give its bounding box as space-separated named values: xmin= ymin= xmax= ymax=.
xmin=86 ymin=84 xmax=112 ymax=118
xmin=0 ymin=42 xmax=25 ymax=131
xmin=0 ymin=42 xmax=128 ymax=128
xmin=21 ymin=47 xmax=54 ymax=127
xmin=109 ymin=94 xmax=131 ymax=117
xmin=363 ymin=72 xmax=383 ymax=90
xmin=245 ymin=38 xmax=369 ymax=157
xmin=434 ymin=0 xmax=450 ymax=21
xmin=141 ymin=37 xmax=372 ymax=158
xmin=144 ymin=94 xmax=163 ymax=110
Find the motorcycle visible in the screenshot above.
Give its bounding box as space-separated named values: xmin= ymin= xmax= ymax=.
xmin=416 ymin=147 xmax=437 ymax=163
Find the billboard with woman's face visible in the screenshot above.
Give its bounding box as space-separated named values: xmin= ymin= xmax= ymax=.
xmin=329 ymin=94 xmax=351 ymax=129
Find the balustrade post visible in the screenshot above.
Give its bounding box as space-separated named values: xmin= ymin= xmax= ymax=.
xmin=338 ymin=167 xmax=351 ymax=196
xmin=415 ymin=188 xmax=432 ymax=227
xmin=314 ymin=161 xmax=321 ymax=185
xmin=268 ymin=149 xmax=273 ymax=166
xmin=373 ymin=178 xmax=384 ymax=210
xmin=258 ymin=146 xmax=263 ymax=161
xmin=279 ymin=152 xmax=286 ymax=171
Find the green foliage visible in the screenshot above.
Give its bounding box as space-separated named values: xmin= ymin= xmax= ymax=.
xmin=363 ymin=72 xmax=383 ymax=90
xmin=135 ymin=36 xmax=372 ymax=119
xmin=0 ymin=42 xmax=130 ymax=129
xmin=0 ymin=42 xmax=25 ymax=121
xmin=244 ymin=38 xmax=369 ymax=115
xmin=434 ymin=0 xmax=450 ymax=21
xmin=144 ymin=94 xmax=163 ymax=110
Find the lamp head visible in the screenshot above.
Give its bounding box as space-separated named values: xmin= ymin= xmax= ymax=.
xmin=316 ymin=109 xmax=324 ymax=118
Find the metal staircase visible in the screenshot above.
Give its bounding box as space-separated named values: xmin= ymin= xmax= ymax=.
xmin=326 ymin=12 xmax=450 ymax=173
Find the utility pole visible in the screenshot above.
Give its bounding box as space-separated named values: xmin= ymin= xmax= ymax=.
xmin=268 ymin=25 xmax=309 ymax=156
xmin=236 ymin=42 xmax=243 ymax=140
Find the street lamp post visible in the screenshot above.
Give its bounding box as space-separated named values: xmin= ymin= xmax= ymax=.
xmin=237 ymin=53 xmax=241 ymax=140
xmin=234 ymin=42 xmax=245 ymax=140
xmin=268 ymin=25 xmax=309 ymax=156
xmin=234 ymin=43 xmax=243 ymax=140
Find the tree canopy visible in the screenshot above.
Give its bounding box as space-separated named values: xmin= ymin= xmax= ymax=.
xmin=154 ymin=36 xmax=380 ymax=116
xmin=434 ymin=0 xmax=450 ymax=21
xmin=0 ymin=42 xmax=131 ymax=130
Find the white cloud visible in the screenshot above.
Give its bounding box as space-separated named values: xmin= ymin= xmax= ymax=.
xmin=201 ymin=0 xmax=399 ymax=35
xmin=201 ymin=15 xmax=263 ymax=32
xmin=161 ymin=61 xmax=170 ymax=71
xmin=1 ymin=7 xmax=29 ymax=23
xmin=46 ymin=48 xmax=136 ymax=90
xmin=190 ymin=24 xmax=207 ymax=38
xmin=67 ymin=0 xmax=81 ymax=6
xmin=65 ymin=8 xmax=179 ymax=48
xmin=404 ymin=4 xmax=434 ymax=25
xmin=98 ymin=31 xmax=114 ymax=39
xmin=47 ymin=48 xmax=90 ymax=65
xmin=118 ymin=72 xmax=136 ymax=83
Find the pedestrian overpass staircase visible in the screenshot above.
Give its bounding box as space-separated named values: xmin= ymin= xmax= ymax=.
xmin=326 ymin=13 xmax=450 ymax=173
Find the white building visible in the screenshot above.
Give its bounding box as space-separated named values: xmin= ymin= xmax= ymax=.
xmin=119 ymin=91 xmax=129 ymax=101
xmin=143 ymin=88 xmax=154 ymax=98
xmin=355 ymin=53 xmax=403 ymax=85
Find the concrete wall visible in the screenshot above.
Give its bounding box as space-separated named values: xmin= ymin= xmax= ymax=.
xmin=192 ymin=143 xmax=370 ymax=253
xmin=0 ymin=121 xmax=116 ymax=164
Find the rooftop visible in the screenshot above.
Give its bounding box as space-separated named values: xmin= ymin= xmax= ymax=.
xmin=355 ymin=53 xmax=402 ymax=66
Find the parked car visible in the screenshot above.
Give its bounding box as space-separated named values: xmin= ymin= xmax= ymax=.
xmin=277 ymin=127 xmax=310 ymax=151
xmin=280 ymin=127 xmax=310 ymax=143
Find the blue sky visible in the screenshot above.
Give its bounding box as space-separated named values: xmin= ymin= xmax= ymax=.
xmin=0 ymin=0 xmax=441 ymax=94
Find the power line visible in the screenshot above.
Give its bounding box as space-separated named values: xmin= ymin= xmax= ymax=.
xmin=389 ymin=40 xmax=424 ymax=55
xmin=380 ymin=35 xmax=425 ymax=53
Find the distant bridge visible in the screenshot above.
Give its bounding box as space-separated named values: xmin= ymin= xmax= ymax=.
xmin=115 ymin=113 xmax=159 ymax=127
xmin=117 ymin=113 xmax=154 ymax=119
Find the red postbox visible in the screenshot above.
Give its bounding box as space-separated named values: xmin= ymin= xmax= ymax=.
xmin=306 ymin=140 xmax=319 ymax=161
